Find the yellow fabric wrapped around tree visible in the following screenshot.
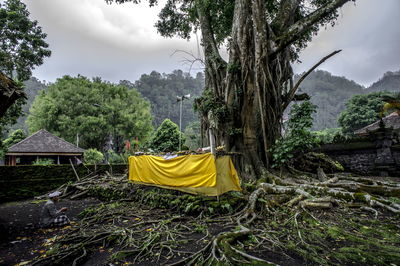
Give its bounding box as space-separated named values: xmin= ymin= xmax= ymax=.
xmin=128 ymin=153 xmax=241 ymax=196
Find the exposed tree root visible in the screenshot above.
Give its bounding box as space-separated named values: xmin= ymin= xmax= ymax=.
xmin=30 ymin=171 xmax=400 ymax=265
xmin=174 ymin=172 xmax=400 ymax=264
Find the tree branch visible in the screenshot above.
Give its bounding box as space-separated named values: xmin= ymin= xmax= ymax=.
xmin=0 ymin=72 xmax=26 ymax=117
xmin=271 ymin=0 xmax=352 ymax=56
xmin=272 ymin=0 xmax=302 ymax=34
xmin=282 ymin=49 xmax=341 ymax=110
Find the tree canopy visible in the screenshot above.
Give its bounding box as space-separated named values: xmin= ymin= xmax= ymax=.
xmin=27 ymin=76 xmax=153 ymax=151
xmin=0 ymin=0 xmax=51 ymax=81
xmin=0 ymin=128 xmax=26 ymax=158
xmin=107 ymin=0 xmax=354 ymax=176
xmin=273 ymin=101 xmax=318 ymax=166
xmin=5 ymin=77 xmax=47 ymax=133
xmin=0 ymin=0 xmax=51 ymax=138
xmin=338 ymin=91 xmax=393 ymax=134
xmin=150 ymin=118 xmax=182 ymax=152
xmin=120 ymin=70 xmax=204 ymax=130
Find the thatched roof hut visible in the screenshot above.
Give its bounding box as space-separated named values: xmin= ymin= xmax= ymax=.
xmin=5 ymin=129 xmax=85 ymax=165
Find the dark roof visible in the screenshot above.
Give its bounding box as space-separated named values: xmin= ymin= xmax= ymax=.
xmin=7 ymin=129 xmax=85 ymax=154
xmin=354 ymin=112 xmax=400 ymax=135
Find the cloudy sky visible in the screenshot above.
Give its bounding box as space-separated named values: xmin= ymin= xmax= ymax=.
xmin=22 ymin=0 xmax=400 ymax=86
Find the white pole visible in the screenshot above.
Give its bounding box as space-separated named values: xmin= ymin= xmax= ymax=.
xmin=209 ymin=129 xmax=215 ymax=155
xmin=179 ymin=99 xmax=183 ymax=151
xmin=76 ymin=132 xmax=79 ymax=147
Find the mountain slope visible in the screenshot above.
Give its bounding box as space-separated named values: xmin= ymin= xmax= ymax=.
xmin=366 ymin=70 xmax=400 ymax=93
xmin=296 ymin=70 xmax=365 ymax=130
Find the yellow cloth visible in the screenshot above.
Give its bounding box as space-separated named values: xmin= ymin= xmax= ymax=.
xmin=128 ymin=153 xmax=241 ymax=196
xmin=129 ymin=153 xmax=217 ymax=187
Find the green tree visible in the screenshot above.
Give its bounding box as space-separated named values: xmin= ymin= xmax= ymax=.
xmin=0 ymin=128 xmax=26 ymax=158
xmin=295 ymin=70 xmax=365 ymax=130
xmin=120 ymin=70 xmax=204 ymax=129
xmin=107 ymin=0 xmax=354 ymax=175
xmin=272 ymin=101 xmax=318 ymax=166
xmin=84 ymin=148 xmax=104 ymax=164
xmin=2 ymin=128 xmax=25 ymax=148
xmin=27 ymin=75 xmax=153 ymax=151
xmin=338 ymin=92 xmax=393 ymax=134
xmin=0 ymin=0 xmax=51 ymax=81
xmin=0 ymin=0 xmax=51 ymax=136
xmin=184 ymin=121 xmax=201 ymax=150
xmin=5 ymin=77 xmax=47 ymax=133
xmin=150 ymin=119 xmax=183 ymax=152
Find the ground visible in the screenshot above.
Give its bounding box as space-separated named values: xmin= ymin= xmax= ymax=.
xmin=0 ymin=198 xmax=100 ymax=266
xmin=0 ymin=173 xmax=399 ymax=265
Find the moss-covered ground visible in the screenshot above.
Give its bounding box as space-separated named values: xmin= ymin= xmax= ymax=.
xmin=1 ymin=180 xmax=399 ymax=265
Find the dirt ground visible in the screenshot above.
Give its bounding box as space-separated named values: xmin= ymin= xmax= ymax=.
xmin=1 ymin=175 xmax=399 ymax=265
xmin=0 ymin=198 xmax=100 ymax=266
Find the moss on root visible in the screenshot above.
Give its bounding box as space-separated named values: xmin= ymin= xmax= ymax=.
xmin=260 ymin=207 xmax=400 ymax=265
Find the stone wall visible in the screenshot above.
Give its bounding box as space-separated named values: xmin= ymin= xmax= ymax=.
xmin=321 ymin=141 xmax=400 ymax=176
xmin=0 ymin=164 xmax=127 ymax=202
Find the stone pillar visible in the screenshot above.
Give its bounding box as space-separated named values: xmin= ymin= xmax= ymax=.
xmin=373 ymin=126 xmax=396 ymax=177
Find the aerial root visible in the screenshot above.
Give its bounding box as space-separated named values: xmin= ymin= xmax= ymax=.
xmin=170 ymin=173 xmax=400 ymax=266
xmin=31 ymin=172 xmax=399 ymax=265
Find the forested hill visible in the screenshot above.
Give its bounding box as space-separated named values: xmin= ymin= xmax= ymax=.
xmin=366 ymin=70 xmax=400 ymax=93
xmin=120 ymin=70 xmax=204 ymax=130
xmin=7 ymin=77 xmax=47 ymax=133
xmin=9 ymin=69 xmax=400 ymax=135
xmin=297 ymin=70 xmax=400 ymax=130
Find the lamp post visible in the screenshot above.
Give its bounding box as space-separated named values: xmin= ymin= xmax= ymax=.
xmin=93 ymin=103 xmax=116 ymax=163
xmin=176 ymin=94 xmax=191 ymax=151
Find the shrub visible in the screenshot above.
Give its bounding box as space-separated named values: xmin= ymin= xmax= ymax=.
xmin=33 ymin=158 xmax=54 ymax=165
xmin=107 ymin=150 xmax=128 ymax=164
xmin=150 ymin=119 xmax=184 ymax=152
xmin=84 ymin=148 xmax=104 ymax=164
xmin=272 ymin=101 xmax=318 ymax=167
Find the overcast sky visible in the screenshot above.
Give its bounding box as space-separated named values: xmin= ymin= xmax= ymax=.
xmin=23 ymin=0 xmax=400 ymax=87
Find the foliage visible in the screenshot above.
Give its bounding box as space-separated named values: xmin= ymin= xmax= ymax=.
xmin=263 ymin=208 xmax=400 ymax=265
xmin=0 ymin=80 xmax=26 ymax=140
xmin=313 ymin=127 xmax=341 ymax=144
xmin=297 ymin=70 xmax=365 ymax=130
xmin=150 ymin=118 xmax=183 ymax=152
xmin=106 ymin=0 xmax=356 ymax=174
xmin=32 ymin=158 xmax=54 ymax=165
xmin=27 ymin=75 xmax=153 ymax=151
xmin=368 ymin=70 xmax=400 ymax=93
xmin=184 ymin=121 xmax=201 ymax=150
xmin=84 ymin=148 xmax=104 ymax=164
xmin=131 ymin=186 xmax=245 ymax=216
xmin=338 ymin=91 xmax=393 ymax=135
xmin=0 ymin=0 xmax=51 ymax=81
xmin=107 ymin=150 xmax=129 ymax=164
xmin=272 ymin=101 xmax=318 ymax=166
xmin=2 ymin=128 xmax=26 ymax=148
xmin=107 ymin=0 xmax=341 ymax=60
xmin=120 ymin=70 xmax=204 ymax=129
xmin=0 ymin=0 xmax=50 ymax=137
xmin=298 ymin=70 xmax=400 ymax=131
xmin=381 ymin=92 xmax=400 ymax=115
xmin=0 ymin=128 xmax=26 ymax=158
xmin=5 ymin=77 xmax=47 ymax=133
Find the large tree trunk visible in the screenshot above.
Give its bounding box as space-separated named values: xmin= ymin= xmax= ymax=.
xmin=196 ymin=0 xmax=351 ymax=178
